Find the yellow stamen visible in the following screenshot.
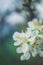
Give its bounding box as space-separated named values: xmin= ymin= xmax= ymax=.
xmin=33 ymin=21 xmax=42 ymax=26
xmin=16 ymin=35 xmax=19 ymax=39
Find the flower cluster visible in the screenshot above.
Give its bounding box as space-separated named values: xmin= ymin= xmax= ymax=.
xmin=13 ymin=19 xmax=43 ymax=61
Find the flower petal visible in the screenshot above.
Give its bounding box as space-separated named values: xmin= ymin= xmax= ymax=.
xmin=28 ymin=21 xmax=34 ymax=28
xmin=14 ymin=41 xmax=22 ymax=46
xmin=21 ymin=43 xmax=29 ymax=53
xmin=31 ymin=48 xmax=37 ymax=57
xmin=29 ymin=36 xmax=36 ymax=45
xmin=13 ymin=32 xmax=20 ymax=41
xmin=16 ymin=47 xmax=22 ymax=53
xmin=39 ymin=51 xmax=43 ymax=57
xmin=38 ymin=35 xmax=43 ymax=38
xmin=20 ymin=52 xmax=30 ymax=61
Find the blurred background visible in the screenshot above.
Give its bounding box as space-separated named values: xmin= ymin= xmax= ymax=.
xmin=0 ymin=0 xmax=43 ymax=65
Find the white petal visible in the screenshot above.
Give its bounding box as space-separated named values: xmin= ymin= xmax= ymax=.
xmin=21 ymin=32 xmax=26 ymax=38
xmin=20 ymin=55 xmax=25 ymax=61
xmin=26 ymin=28 xmax=32 ymax=37
xmin=20 ymin=52 xmax=30 ymax=61
xmin=38 ymin=35 xmax=43 ymax=38
xmin=13 ymin=32 xmax=20 ymax=41
xmin=31 ymin=48 xmax=37 ymax=57
xmin=14 ymin=41 xmax=22 ymax=46
xmin=29 ymin=36 xmax=36 ymax=45
xmin=28 ymin=21 xmax=34 ymax=28
xmin=24 ymin=53 xmax=30 ymax=60
xmin=31 ymin=32 xmax=37 ymax=37
xmin=16 ymin=47 xmax=22 ymax=53
xmin=38 ymin=39 xmax=43 ymax=49
xmin=32 ymin=18 xmax=38 ymax=22
xmin=21 ymin=43 xmax=29 ymax=53
xmin=39 ymin=51 xmax=43 ymax=57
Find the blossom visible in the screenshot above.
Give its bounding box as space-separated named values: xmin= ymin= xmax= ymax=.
xmin=16 ymin=43 xmax=29 ymax=53
xmin=13 ymin=19 xmax=43 ymax=61
xmin=30 ymin=47 xmax=38 ymax=57
xmin=39 ymin=51 xmax=43 ymax=57
xmin=13 ymin=32 xmax=21 ymax=41
xmin=20 ymin=52 xmax=30 ymax=61
xmin=28 ymin=19 xmax=42 ymax=29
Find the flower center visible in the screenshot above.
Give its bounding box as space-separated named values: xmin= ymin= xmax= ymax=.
xmin=16 ymin=35 xmax=20 ymax=39
xmin=33 ymin=22 xmax=42 ymax=26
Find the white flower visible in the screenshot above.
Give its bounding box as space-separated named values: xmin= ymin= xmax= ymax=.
xmin=28 ymin=19 xmax=37 ymax=27
xmin=26 ymin=28 xmax=32 ymax=37
xmin=39 ymin=25 xmax=43 ymax=30
xmin=13 ymin=32 xmax=21 ymax=41
xmin=37 ymin=38 xmax=43 ymax=49
xmin=38 ymin=35 xmax=43 ymax=38
xmin=28 ymin=36 xmax=36 ymax=45
xmin=16 ymin=43 xmax=29 ymax=53
xmin=16 ymin=47 xmax=22 ymax=53
xmin=13 ymin=19 xmax=43 ymax=61
xmin=20 ymin=52 xmax=30 ymax=61
xmin=20 ymin=32 xmax=30 ymax=39
xmin=39 ymin=51 xmax=43 ymax=57
xmin=28 ymin=19 xmax=42 ymax=28
xmin=14 ymin=40 xmax=22 ymax=46
xmin=31 ymin=48 xmax=38 ymax=57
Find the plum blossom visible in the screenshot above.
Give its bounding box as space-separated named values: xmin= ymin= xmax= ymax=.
xmin=13 ymin=19 xmax=43 ymax=61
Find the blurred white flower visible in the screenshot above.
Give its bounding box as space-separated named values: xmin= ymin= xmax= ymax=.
xmin=14 ymin=40 xmax=22 ymax=46
xmin=16 ymin=43 xmax=29 ymax=53
xmin=39 ymin=51 xmax=43 ymax=57
xmin=28 ymin=36 xmax=36 ymax=45
xmin=31 ymin=48 xmax=38 ymax=57
xmin=38 ymin=35 xmax=43 ymax=38
xmin=28 ymin=19 xmax=42 ymax=28
xmin=20 ymin=52 xmax=30 ymax=61
xmin=13 ymin=19 xmax=43 ymax=61
xmin=13 ymin=32 xmax=21 ymax=41
xmin=0 ymin=0 xmax=23 ymax=14
xmin=36 ymin=3 xmax=43 ymax=19
xmin=5 ymin=12 xmax=26 ymax=26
